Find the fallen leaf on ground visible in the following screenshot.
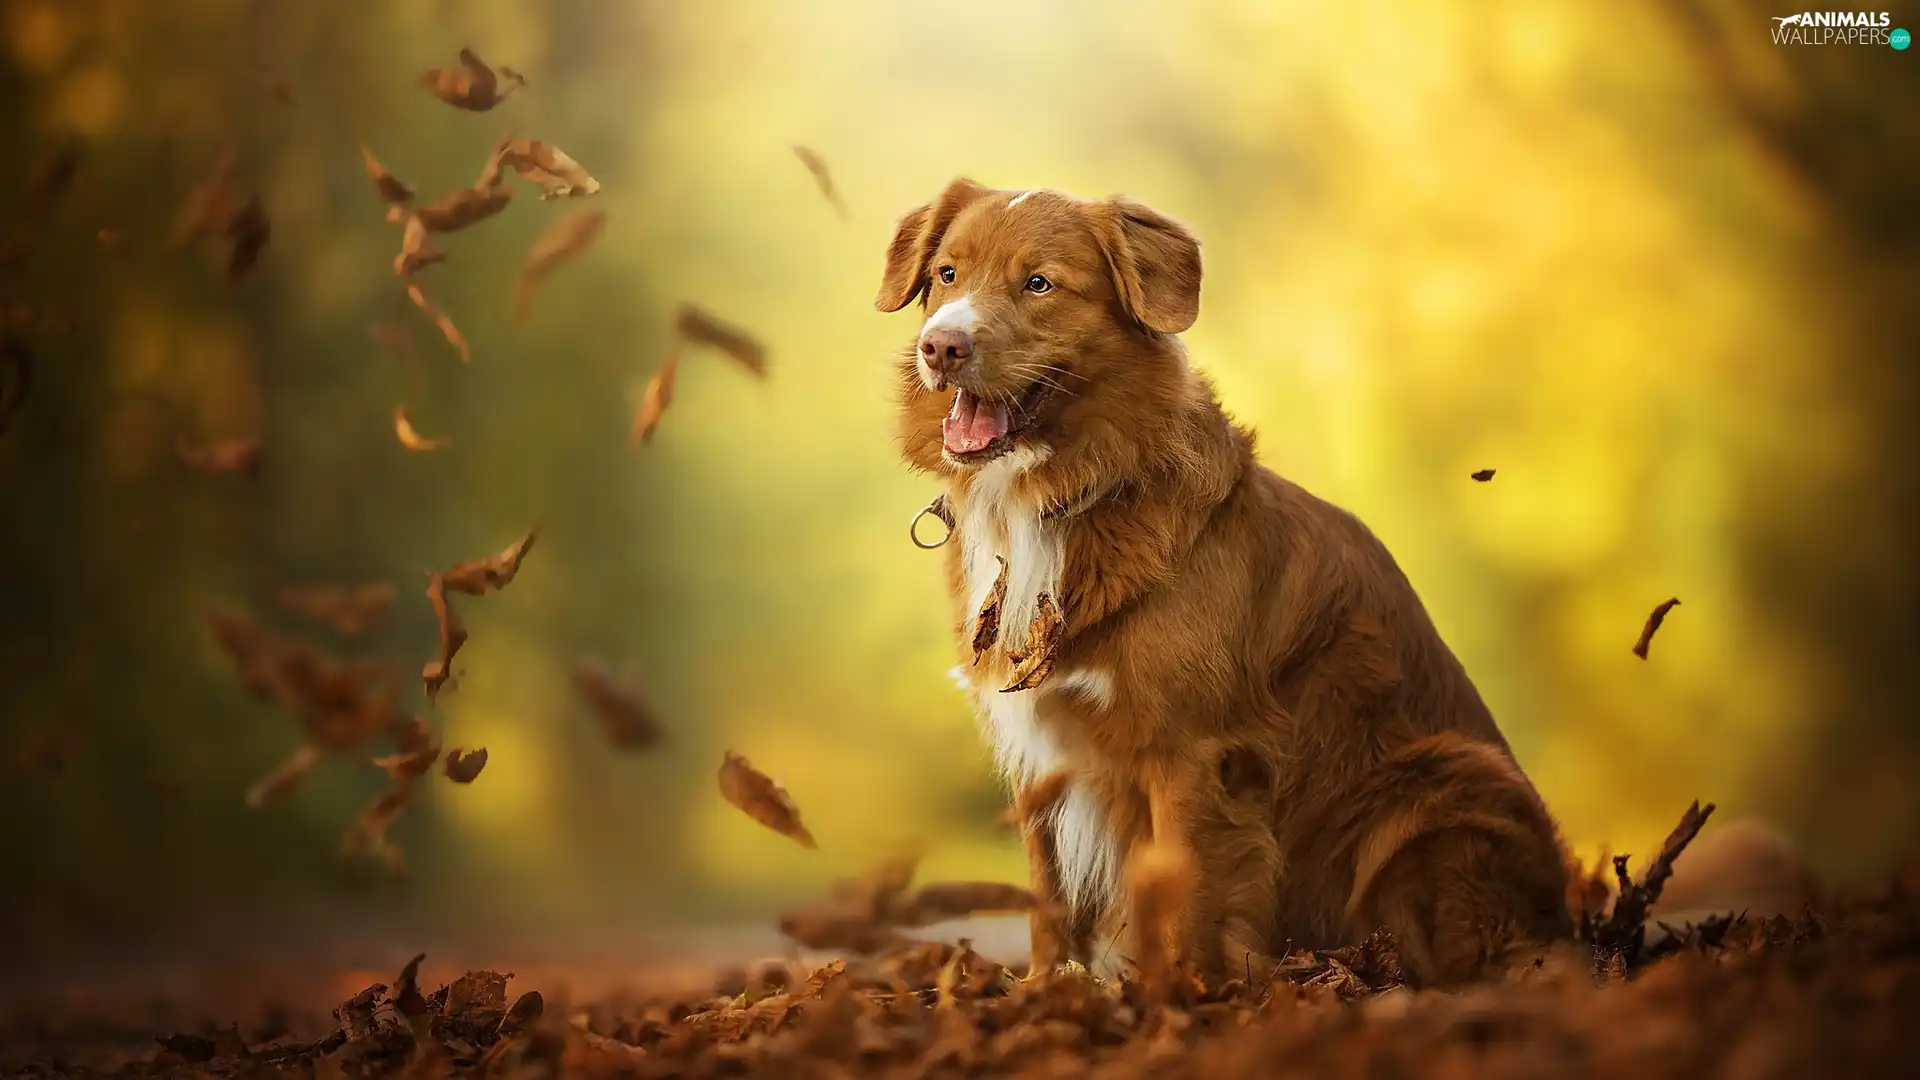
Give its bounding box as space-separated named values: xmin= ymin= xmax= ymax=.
xmin=395 ymin=406 xmax=451 ymax=451
xmin=441 ymin=529 xmax=539 ymax=596
xmin=574 ymin=657 xmax=664 ymax=749
xmin=176 ymin=434 xmax=263 ymax=477
xmin=971 ymin=556 xmax=1008 ymax=664
xmin=1632 ymin=597 xmax=1681 ymax=660
xmin=514 ymin=209 xmax=606 ymax=322
xmin=792 ymin=146 xmax=848 ymax=218
xmin=444 ymin=747 xmax=488 ymax=783
xmin=675 ymin=303 xmax=767 ymax=377
xmin=718 ymin=751 xmax=817 ymax=849
xmin=275 ymin=582 xmax=396 ymax=637
xmin=630 ymin=351 xmax=678 ymax=446
xmin=421 ymin=48 xmax=524 ymax=111
xmin=1001 ymin=592 xmax=1063 ymax=693
xmin=498 ymin=139 xmax=599 ymax=199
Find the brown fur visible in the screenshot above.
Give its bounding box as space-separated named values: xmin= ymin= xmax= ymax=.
xmin=878 ymin=179 xmax=1574 ymax=988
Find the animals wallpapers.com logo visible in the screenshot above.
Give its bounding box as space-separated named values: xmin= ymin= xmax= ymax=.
xmin=1770 ymin=11 xmax=1908 ymax=46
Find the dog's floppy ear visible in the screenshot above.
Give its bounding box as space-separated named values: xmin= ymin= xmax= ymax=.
xmin=1094 ymin=197 xmax=1203 ymax=334
xmin=875 ymin=177 xmax=993 ymax=312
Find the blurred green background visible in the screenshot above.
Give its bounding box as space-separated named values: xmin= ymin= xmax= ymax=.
xmin=2 ymin=0 xmax=1916 ymax=972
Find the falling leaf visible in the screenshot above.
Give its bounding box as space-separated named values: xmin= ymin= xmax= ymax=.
xmin=171 ymin=147 xmax=241 ymax=246
xmin=1001 ymin=592 xmax=1064 ymax=693
xmin=1632 ymin=597 xmax=1681 ymax=660
xmin=414 ymin=184 xmax=512 ymax=232
xmin=498 ymin=139 xmax=599 ymax=199
xmin=360 ymin=146 xmax=415 ymax=206
xmin=893 ymin=882 xmax=1039 ymax=927
xmin=406 ymin=279 xmax=469 ymax=364
xmin=718 ymin=751 xmax=817 ymax=849
xmin=244 ymin=745 xmax=322 ymax=808
xmin=372 ymin=715 xmax=441 ymax=783
xmin=275 ymin=582 xmax=396 ymax=637
xmin=444 ymin=747 xmax=488 ymax=783
xmin=223 ymin=196 xmax=270 ymax=285
xmin=340 ymin=784 xmax=413 ymax=875
xmin=176 ymin=434 xmax=263 ymax=477
xmin=0 ymin=335 xmax=32 ymax=437
xmin=971 ymin=556 xmax=1008 ymax=664
xmin=422 ymin=573 xmax=468 ymax=701
xmin=1470 ymin=469 xmax=1496 ymax=482
xmin=441 ymin=529 xmax=539 ymax=596
xmin=394 ymin=406 xmax=452 ymax=451
xmin=574 ymin=657 xmax=664 ymax=749
xmin=792 ymin=146 xmax=848 ymax=218
xmin=675 ymin=304 xmax=768 ymax=378
xmin=420 ymin=48 xmax=525 ymax=111
xmin=394 ymin=214 xmax=444 ymax=278
xmin=630 ymin=350 xmax=679 ymax=446
xmin=514 ymin=209 xmax=606 ymax=322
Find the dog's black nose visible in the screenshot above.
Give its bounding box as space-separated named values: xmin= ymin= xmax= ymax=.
xmin=919 ymin=328 xmax=973 ymax=374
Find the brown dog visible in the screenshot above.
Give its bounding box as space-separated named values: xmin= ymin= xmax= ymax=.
xmin=879 ymin=179 xmax=1574 ymax=988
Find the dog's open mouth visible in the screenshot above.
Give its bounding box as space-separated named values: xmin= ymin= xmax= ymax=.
xmin=941 ymin=372 xmax=1058 ymax=461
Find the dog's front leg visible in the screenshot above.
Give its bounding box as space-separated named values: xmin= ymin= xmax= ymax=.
xmin=1013 ymin=773 xmax=1082 ymax=972
xmin=1125 ymin=762 xmax=1200 ymax=988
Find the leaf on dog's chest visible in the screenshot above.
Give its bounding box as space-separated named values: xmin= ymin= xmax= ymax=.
xmin=971 ymin=556 xmax=1008 ymax=665
xmin=1000 ymin=592 xmax=1063 ymax=693
xmin=718 ymin=750 xmax=816 ymax=849
xmin=630 ymin=350 xmax=679 ymax=446
xmin=674 ymin=304 xmax=768 ymax=378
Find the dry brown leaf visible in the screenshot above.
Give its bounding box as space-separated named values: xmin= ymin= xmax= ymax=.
xmin=1470 ymin=468 xmax=1496 ymax=482
xmin=1001 ymin=591 xmax=1064 ymax=693
xmin=895 ymin=881 xmax=1039 ymax=927
xmin=422 ymin=573 xmax=468 ymax=701
xmin=340 ymin=783 xmax=413 ymax=875
xmin=514 ymin=209 xmax=606 ymax=322
xmin=444 ymin=747 xmax=488 ymax=783
xmin=1633 ymin=597 xmax=1681 ymax=660
xmin=718 ymin=750 xmax=817 ymax=849
xmin=392 ymin=954 xmax=431 ymax=1028
xmin=421 ymin=48 xmax=524 ymax=111
xmin=630 ymin=350 xmax=679 ymax=446
xmin=275 ymin=582 xmax=396 ymax=637
xmin=360 ymin=146 xmax=415 ymax=206
xmin=394 ymin=406 xmax=451 ymax=451
xmin=405 ymin=280 xmax=469 ymax=364
xmin=573 ymin=657 xmax=664 ymax=750
xmin=441 ymin=529 xmax=539 ymax=596
xmin=971 ymin=556 xmax=1008 ymax=664
xmin=394 ymin=214 xmax=445 ymax=278
xmin=241 ymin=744 xmax=320 ymax=808
xmin=792 ymin=146 xmax=848 ymax=218
xmin=176 ymin=434 xmax=262 ymax=477
xmin=777 ymin=906 xmax=906 ymax=955
xmin=171 ymin=147 xmax=241 ymax=246
xmin=498 ymin=139 xmax=599 ymax=199
xmin=801 ymin=959 xmax=847 ymax=999
xmin=373 ymin=715 xmax=441 ymax=783
xmin=675 ymin=304 xmax=768 ymax=377
xmin=414 ymin=184 xmax=512 ymax=232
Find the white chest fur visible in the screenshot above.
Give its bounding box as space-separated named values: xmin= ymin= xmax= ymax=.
xmin=951 ymin=447 xmax=1120 ymax=917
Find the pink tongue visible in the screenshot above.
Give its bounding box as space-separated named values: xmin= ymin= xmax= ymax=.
xmin=942 ymin=390 xmax=1011 ymax=454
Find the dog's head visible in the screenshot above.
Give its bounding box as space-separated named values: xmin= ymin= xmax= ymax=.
xmin=878 ymin=179 xmax=1202 ymax=474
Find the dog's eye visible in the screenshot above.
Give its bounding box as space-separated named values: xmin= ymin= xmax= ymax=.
xmin=938 ymin=266 xmax=956 ymax=285
xmin=1025 ymin=275 xmax=1053 ymax=294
